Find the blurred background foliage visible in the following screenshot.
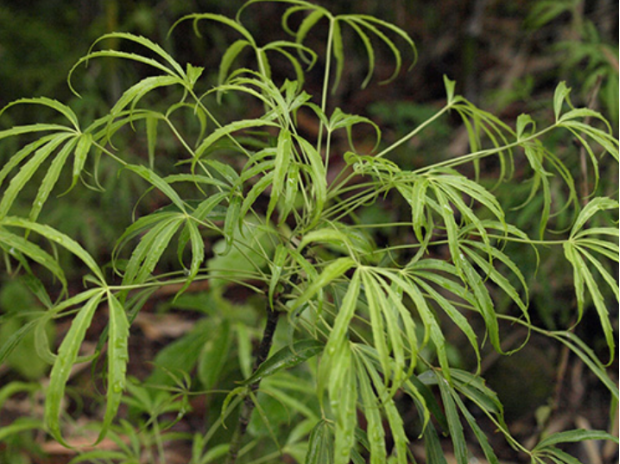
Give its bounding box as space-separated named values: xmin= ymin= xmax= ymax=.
xmin=0 ymin=0 xmax=618 ymax=463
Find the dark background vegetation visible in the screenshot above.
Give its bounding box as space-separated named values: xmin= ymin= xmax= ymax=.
xmin=0 ymin=0 xmax=618 ymax=463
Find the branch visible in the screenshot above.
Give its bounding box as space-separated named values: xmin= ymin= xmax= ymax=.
xmin=226 ymin=306 xmax=280 ymax=464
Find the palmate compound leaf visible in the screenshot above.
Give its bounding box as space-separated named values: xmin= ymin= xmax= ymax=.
xmin=121 ymin=214 xmax=185 ymax=286
xmin=563 ymin=197 xmax=619 ymax=364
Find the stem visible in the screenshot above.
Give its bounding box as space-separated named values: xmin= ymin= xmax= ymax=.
xmin=316 ymin=16 xmax=335 ymax=159
xmin=412 ymin=125 xmax=556 ymax=175
xmin=226 ymin=307 xmax=280 ymax=464
xmin=374 ymin=104 xmax=452 ymax=159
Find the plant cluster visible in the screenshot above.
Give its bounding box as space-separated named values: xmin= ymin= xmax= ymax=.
xmin=0 ymin=1 xmax=618 ymax=463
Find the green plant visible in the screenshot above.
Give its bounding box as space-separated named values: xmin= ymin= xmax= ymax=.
xmin=0 ymin=1 xmax=618 ymax=463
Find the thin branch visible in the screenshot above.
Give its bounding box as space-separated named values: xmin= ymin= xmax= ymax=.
xmin=226 ymin=306 xmax=280 ymax=464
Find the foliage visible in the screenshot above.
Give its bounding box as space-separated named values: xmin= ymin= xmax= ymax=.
xmin=0 ymin=1 xmax=618 ymax=463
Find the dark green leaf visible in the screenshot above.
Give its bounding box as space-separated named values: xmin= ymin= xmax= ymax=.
xmin=243 ymin=339 xmax=323 ymax=385
xmin=198 ymin=319 xmax=232 ymax=389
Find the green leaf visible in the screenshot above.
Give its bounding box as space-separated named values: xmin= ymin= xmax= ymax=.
xmin=356 ymin=347 xmax=409 ymax=464
xmin=69 ymin=132 xmax=93 ymax=191
xmin=0 ymin=135 xmax=55 ymax=190
xmin=298 ymin=228 xmax=353 ymax=252
xmin=0 ymin=319 xmax=40 ymax=367
xmin=437 ymin=375 xmax=468 ymax=464
xmin=554 ymin=331 xmax=618 ymax=402
xmin=175 ymin=220 xmax=205 ymax=297
xmin=346 ymin=20 xmax=375 ymax=88
xmin=113 ymin=212 xmax=180 ymax=261
xmin=461 ymin=241 xmax=529 ymax=318
xmin=460 ymin=258 xmax=502 ymax=354
xmin=93 ymin=32 xmax=185 ymax=76
xmin=553 ymin=81 xmax=572 ymax=122
xmin=0 ymin=228 xmax=66 ymax=289
xmin=294 ymin=135 xmax=326 ymax=226
xmin=361 ymin=271 xmax=402 ymax=389
xmin=450 ymin=389 xmax=500 ymax=464
xmin=444 ymin=76 xmax=456 ymax=105
xmin=330 ymin=343 xmax=357 ymax=464
xmin=198 ymin=318 xmax=232 ymax=389
xmin=413 ymin=278 xmax=480 ymax=372
xmin=515 ymin=113 xmax=536 ymax=141
xmin=0 ymin=97 xmax=80 ymax=130
xmin=343 ymin=16 xmax=402 ymax=85
xmin=222 ymin=195 xmax=241 ymax=256
xmin=242 ymin=339 xmax=323 ymax=385
xmin=267 ymin=129 xmax=293 ymax=220
xmin=355 ymin=359 xmax=386 ymax=464
xmin=268 ymin=244 xmax=288 ymax=310
xmin=570 ymin=197 xmax=619 ymax=238
xmin=0 ymin=133 xmax=73 ymax=220
xmin=1 ymin=217 xmax=104 ymax=283
xmin=295 ymin=8 xmax=327 ymax=50
xmin=68 ymin=31 xmax=187 ymax=95
xmin=535 ymin=429 xmax=619 ymax=450
xmin=331 ymin=19 xmax=344 ymax=93
xmin=146 ymin=114 xmax=158 ymax=170
xmin=0 ymin=417 xmax=43 ymax=442
xmin=147 ymin=319 xmax=213 ymax=387
xmin=110 ymin=76 xmax=181 ymax=117
xmin=69 ymin=51 xmax=178 ymax=97
xmin=290 ymin=257 xmax=355 ymax=312
xmin=423 ymin=421 xmax=449 ymax=464
xmin=430 ymin=186 xmax=462 ymax=271
xmin=122 ymin=216 xmax=183 ymax=286
xmin=45 ymin=291 xmax=104 ymax=447
xmin=405 ymin=375 xmax=444 ymax=431
xmin=384 ymin=271 xmax=447 ymax=382
xmin=563 ymin=244 xmax=616 ymax=364
xmin=410 ymin=177 xmax=429 ymax=243
xmin=451 ymin=370 xmax=503 ymax=418
xmin=97 ymin=293 xmax=130 ymax=444
xmin=305 ymin=420 xmax=334 ymax=464
xmin=175 ymin=13 xmax=255 ymax=44
xmin=240 ymin=172 xmax=274 ymax=219
xmin=30 ymin=137 xmax=79 ymax=223
xmin=327 ymin=108 xmax=381 ymax=152
xmin=124 ymin=164 xmax=187 ymax=213
xmin=218 ymin=39 xmax=251 ymax=87
xmin=197 ymin=118 xmax=274 ymax=154
xmin=325 ymin=270 xmax=361 ymax=357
